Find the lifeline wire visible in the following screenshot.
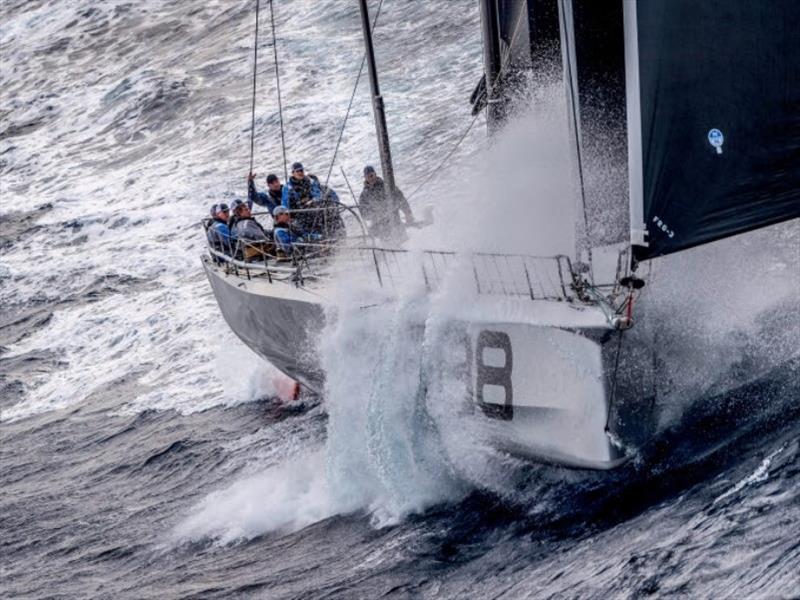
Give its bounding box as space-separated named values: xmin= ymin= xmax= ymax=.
xmin=323 ymin=0 xmax=386 ymax=190
xmin=248 ymin=0 xmax=261 ymax=174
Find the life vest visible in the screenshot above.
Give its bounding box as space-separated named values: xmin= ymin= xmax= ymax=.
xmin=284 ymin=176 xmax=321 ymax=210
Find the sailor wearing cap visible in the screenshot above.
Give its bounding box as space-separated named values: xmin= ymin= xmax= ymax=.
xmin=272 ymin=205 xmax=302 ymax=256
xmin=246 ymin=171 xmax=282 ymax=213
xmin=230 ymin=199 xmax=268 ymax=243
xmin=207 ymin=203 xmax=234 ymax=256
xmin=272 ymin=205 xmax=323 ymax=256
xmin=281 ymin=161 xmax=322 ymax=211
xmin=358 ymin=165 xmax=415 ymax=242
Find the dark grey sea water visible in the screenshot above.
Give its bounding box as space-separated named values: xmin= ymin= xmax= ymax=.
xmin=2 ymin=1 xmax=799 ymax=598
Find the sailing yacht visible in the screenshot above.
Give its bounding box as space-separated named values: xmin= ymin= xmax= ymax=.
xmin=203 ymin=0 xmax=799 ymax=470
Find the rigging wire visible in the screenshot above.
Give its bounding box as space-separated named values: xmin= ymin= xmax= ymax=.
xmin=405 ymin=12 xmax=528 ymax=201
xmin=322 ymin=0 xmax=386 ymax=190
xmin=268 ymin=0 xmax=289 ymax=182
xmin=271 ymin=0 xmax=524 ymax=211
xmin=330 ymin=0 xmax=526 ymax=202
xmin=559 ymin=0 xmax=593 ymax=273
xmin=248 ymin=0 xmax=261 ymax=174
xmin=406 ymin=112 xmax=481 ymax=200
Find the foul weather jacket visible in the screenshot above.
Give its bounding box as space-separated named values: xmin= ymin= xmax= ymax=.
xmin=273 ymin=223 xmax=324 ymax=255
xmin=207 ymin=219 xmax=234 ymax=254
xmin=233 ymin=217 xmax=269 ymax=242
xmin=273 ymin=223 xmax=311 ymax=255
xmin=248 ymin=180 xmax=280 ymax=214
xmin=358 ymin=176 xmax=413 ymax=239
xmin=281 ymin=175 xmax=321 ymax=210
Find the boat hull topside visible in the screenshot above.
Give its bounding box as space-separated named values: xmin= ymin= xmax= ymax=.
xmin=203 ymin=258 xmax=326 ymax=391
xmin=203 ymin=258 xmax=656 ymax=469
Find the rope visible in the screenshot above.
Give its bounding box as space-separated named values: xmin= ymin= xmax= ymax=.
xmin=339 ymin=166 xmax=359 ymax=206
xmin=248 ymin=0 xmax=261 ymax=174
xmin=605 ymin=329 xmax=625 ymax=432
xmin=407 ymin=112 xmax=481 ymax=200
xmin=269 ymin=0 xmax=289 ymax=182
xmin=322 ymin=0 xmax=386 ymax=190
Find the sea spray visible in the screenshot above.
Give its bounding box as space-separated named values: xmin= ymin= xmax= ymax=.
xmin=173 ymin=82 xmax=585 ymax=541
xmin=316 ymin=82 xmax=583 ymax=520
xmin=420 ymin=82 xmax=577 ymax=258
xmin=635 ymin=220 xmax=800 ymax=428
xmin=174 ymin=451 xmax=332 ymax=544
xmin=173 ymin=286 xmax=471 ymax=542
xmin=322 ymin=289 xmax=464 ymax=527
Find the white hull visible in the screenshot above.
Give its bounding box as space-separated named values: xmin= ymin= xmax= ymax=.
xmin=205 ymin=258 xmax=650 ymax=469
xmin=462 ymin=322 xmax=625 ymax=468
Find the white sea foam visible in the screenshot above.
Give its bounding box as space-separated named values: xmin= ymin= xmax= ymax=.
xmin=713 ymin=443 xmax=786 ymax=505
xmin=0 ymin=0 xmax=482 ymax=422
xmin=174 ymin=450 xmax=333 ymax=543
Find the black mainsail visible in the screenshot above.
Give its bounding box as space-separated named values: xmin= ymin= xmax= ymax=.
xmin=478 ymin=0 xmax=800 ymax=265
xmin=625 ymin=0 xmax=800 ymax=261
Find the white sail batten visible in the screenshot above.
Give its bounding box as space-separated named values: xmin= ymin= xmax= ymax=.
xmin=623 ymin=0 xmax=646 ymax=250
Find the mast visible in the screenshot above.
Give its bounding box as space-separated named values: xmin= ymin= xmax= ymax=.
xmin=358 ymin=0 xmax=396 ymax=193
xmin=479 ymin=0 xmax=504 ymax=129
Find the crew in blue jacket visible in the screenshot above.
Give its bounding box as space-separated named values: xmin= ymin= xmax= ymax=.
xmin=272 ymin=206 xmax=321 ymax=256
xmin=281 ymin=162 xmax=321 ymax=210
xmin=247 ymin=172 xmax=283 ymax=214
xmin=206 ymin=203 xmax=234 ymax=255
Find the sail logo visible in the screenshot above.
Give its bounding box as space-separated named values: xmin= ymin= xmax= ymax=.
xmin=708 ymin=128 xmax=724 ymax=154
xmin=652 ymin=216 xmax=675 ymax=238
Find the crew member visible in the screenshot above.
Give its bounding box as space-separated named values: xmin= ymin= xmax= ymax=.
xmin=272 ymin=206 xmax=321 ymax=256
xmin=358 ymin=165 xmax=415 ymax=241
xmin=230 ymin=199 xmax=271 ymax=260
xmin=282 ymin=162 xmax=321 ymax=210
xmin=266 ymin=174 xmax=284 ymax=208
xmin=307 ymin=174 xmax=345 ymax=238
xmin=207 ymin=203 xmax=234 ymax=255
xmin=247 ymin=172 xmax=282 ymax=214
